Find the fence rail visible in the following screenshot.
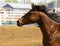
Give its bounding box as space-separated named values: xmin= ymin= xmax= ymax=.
xmin=0 ymin=11 xmax=28 ymax=26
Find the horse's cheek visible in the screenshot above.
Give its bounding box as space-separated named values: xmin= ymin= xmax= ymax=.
xmin=30 ymin=16 xmax=38 ymax=21
xmin=30 ymin=15 xmax=35 ymax=21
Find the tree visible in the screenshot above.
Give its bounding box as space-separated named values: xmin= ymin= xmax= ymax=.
xmin=12 ymin=0 xmax=18 ymax=3
xmin=4 ymin=0 xmax=18 ymax=3
xmin=39 ymin=2 xmax=46 ymax=5
xmin=4 ymin=0 xmax=12 ymax=2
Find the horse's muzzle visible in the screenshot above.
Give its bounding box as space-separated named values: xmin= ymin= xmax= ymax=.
xmin=17 ymin=20 xmax=23 ymax=27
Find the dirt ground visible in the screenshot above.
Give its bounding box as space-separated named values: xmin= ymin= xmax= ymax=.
xmin=0 ymin=25 xmax=43 ymax=46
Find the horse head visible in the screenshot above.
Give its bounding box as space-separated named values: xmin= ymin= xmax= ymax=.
xmin=17 ymin=11 xmax=40 ymax=26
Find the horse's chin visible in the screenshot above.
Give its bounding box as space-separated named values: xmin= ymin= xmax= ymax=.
xmin=17 ymin=23 xmax=23 ymax=27
xmin=18 ymin=24 xmax=23 ymax=27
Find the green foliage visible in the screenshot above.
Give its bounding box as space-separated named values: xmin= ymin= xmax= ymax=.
xmin=57 ymin=8 xmax=60 ymax=12
xmin=4 ymin=0 xmax=12 ymax=2
xmin=4 ymin=0 xmax=18 ymax=3
xmin=12 ymin=0 xmax=18 ymax=3
xmin=39 ymin=2 xmax=45 ymax=5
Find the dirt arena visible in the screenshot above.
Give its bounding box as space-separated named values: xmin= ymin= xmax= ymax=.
xmin=0 ymin=25 xmax=43 ymax=46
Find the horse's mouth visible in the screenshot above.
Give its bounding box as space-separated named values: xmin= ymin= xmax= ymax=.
xmin=17 ymin=23 xmax=23 ymax=27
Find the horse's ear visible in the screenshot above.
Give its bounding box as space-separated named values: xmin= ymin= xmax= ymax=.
xmin=31 ymin=3 xmax=35 ymax=8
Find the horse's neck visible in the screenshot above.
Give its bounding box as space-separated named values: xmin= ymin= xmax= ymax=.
xmin=38 ymin=12 xmax=54 ymax=35
xmin=37 ymin=17 xmax=51 ymax=43
xmin=39 ymin=12 xmax=53 ymax=26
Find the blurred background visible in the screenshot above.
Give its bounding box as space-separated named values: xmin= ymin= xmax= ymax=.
xmin=0 ymin=0 xmax=60 ymax=46
xmin=0 ymin=0 xmax=60 ymax=26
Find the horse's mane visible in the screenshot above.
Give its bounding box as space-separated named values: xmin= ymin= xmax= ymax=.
xmin=48 ymin=13 xmax=60 ymax=23
xmin=34 ymin=5 xmax=48 ymax=14
xmin=34 ymin=5 xmax=60 ymax=23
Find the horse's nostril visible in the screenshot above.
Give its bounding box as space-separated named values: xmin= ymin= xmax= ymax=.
xmin=17 ymin=20 xmax=19 ymax=23
xmin=17 ymin=20 xmax=20 ymax=26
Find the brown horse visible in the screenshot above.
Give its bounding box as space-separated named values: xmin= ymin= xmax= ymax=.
xmin=17 ymin=5 xmax=60 ymax=46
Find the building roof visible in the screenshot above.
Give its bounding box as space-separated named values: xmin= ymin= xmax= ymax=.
xmin=8 ymin=3 xmax=32 ymax=9
xmin=0 ymin=3 xmax=32 ymax=9
xmin=3 ymin=4 xmax=13 ymax=8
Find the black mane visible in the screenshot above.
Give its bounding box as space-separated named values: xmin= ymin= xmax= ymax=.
xmin=34 ymin=5 xmax=48 ymax=14
xmin=34 ymin=5 xmax=60 ymax=23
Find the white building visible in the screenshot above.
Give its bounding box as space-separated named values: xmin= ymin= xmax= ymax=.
xmin=0 ymin=3 xmax=31 ymax=26
xmin=1 ymin=3 xmax=31 ymax=11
